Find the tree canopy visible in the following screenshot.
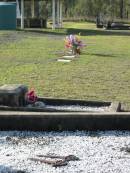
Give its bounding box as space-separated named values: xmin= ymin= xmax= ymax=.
xmin=62 ymin=0 xmax=130 ymax=20
xmin=4 ymin=0 xmax=130 ymax=20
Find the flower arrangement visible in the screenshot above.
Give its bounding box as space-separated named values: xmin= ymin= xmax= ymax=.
xmin=26 ymin=88 xmax=38 ymax=104
xmin=64 ymin=34 xmax=86 ymax=55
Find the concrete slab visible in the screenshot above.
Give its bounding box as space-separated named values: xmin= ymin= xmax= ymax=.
xmin=62 ymin=55 xmax=76 ymax=58
xmin=57 ymin=59 xmax=72 ymax=62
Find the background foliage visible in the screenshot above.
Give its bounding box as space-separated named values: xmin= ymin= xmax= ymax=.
xmin=33 ymin=0 xmax=130 ymax=21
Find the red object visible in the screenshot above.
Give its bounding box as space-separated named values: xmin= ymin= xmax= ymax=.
xmin=26 ymin=89 xmax=37 ymax=103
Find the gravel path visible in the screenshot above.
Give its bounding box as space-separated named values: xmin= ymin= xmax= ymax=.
xmin=1 ymin=131 xmax=130 ymax=173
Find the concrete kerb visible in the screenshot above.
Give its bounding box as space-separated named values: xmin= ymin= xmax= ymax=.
xmin=0 ymin=111 xmax=130 ymax=131
xmin=0 ymin=84 xmax=126 ymax=131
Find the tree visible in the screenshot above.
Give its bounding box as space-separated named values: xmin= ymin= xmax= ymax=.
xmin=120 ymin=0 xmax=124 ymax=18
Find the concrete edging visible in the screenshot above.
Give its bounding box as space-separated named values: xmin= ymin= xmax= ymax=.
xmin=0 ymin=111 xmax=130 ymax=131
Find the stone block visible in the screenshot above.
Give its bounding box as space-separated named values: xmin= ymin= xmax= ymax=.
xmin=0 ymin=84 xmax=28 ymax=107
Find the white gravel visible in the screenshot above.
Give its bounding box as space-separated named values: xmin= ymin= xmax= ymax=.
xmin=27 ymin=102 xmax=109 ymax=112
xmin=0 ymin=131 xmax=130 ymax=173
xmin=46 ymin=105 xmax=109 ymax=112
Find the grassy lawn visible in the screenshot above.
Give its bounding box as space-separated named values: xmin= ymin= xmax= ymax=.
xmin=0 ymin=22 xmax=130 ymax=109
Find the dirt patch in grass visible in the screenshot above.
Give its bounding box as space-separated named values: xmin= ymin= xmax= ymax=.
xmin=0 ymin=31 xmax=28 ymax=46
xmin=0 ymin=30 xmax=64 ymax=46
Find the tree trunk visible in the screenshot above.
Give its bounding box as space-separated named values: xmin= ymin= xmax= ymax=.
xmin=120 ymin=0 xmax=124 ymax=19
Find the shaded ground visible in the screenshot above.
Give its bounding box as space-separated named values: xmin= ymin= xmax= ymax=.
xmin=0 ymin=32 xmax=25 ymax=45
xmin=23 ymin=27 xmax=130 ymax=38
xmin=0 ymin=30 xmax=64 ymax=46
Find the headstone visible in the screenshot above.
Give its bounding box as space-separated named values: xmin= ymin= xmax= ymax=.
xmin=0 ymin=84 xmax=28 ymax=107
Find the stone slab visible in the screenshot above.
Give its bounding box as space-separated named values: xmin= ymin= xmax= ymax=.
xmin=0 ymin=84 xmax=27 ymax=93
xmin=62 ymin=55 xmax=76 ymax=58
xmin=0 ymin=84 xmax=28 ymax=107
xmin=57 ymin=59 xmax=72 ymax=62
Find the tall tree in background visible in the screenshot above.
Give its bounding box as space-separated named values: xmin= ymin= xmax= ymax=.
xmin=22 ymin=0 xmax=130 ymax=21
xmin=120 ymin=0 xmax=124 ymax=18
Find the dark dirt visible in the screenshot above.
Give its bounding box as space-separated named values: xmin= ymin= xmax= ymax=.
xmin=0 ymin=30 xmax=63 ymax=46
xmin=0 ymin=32 xmax=26 ymax=45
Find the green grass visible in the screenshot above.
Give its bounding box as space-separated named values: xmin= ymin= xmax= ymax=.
xmin=0 ymin=22 xmax=130 ymax=109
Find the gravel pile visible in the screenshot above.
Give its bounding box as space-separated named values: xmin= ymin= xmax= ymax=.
xmin=0 ymin=131 xmax=130 ymax=173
